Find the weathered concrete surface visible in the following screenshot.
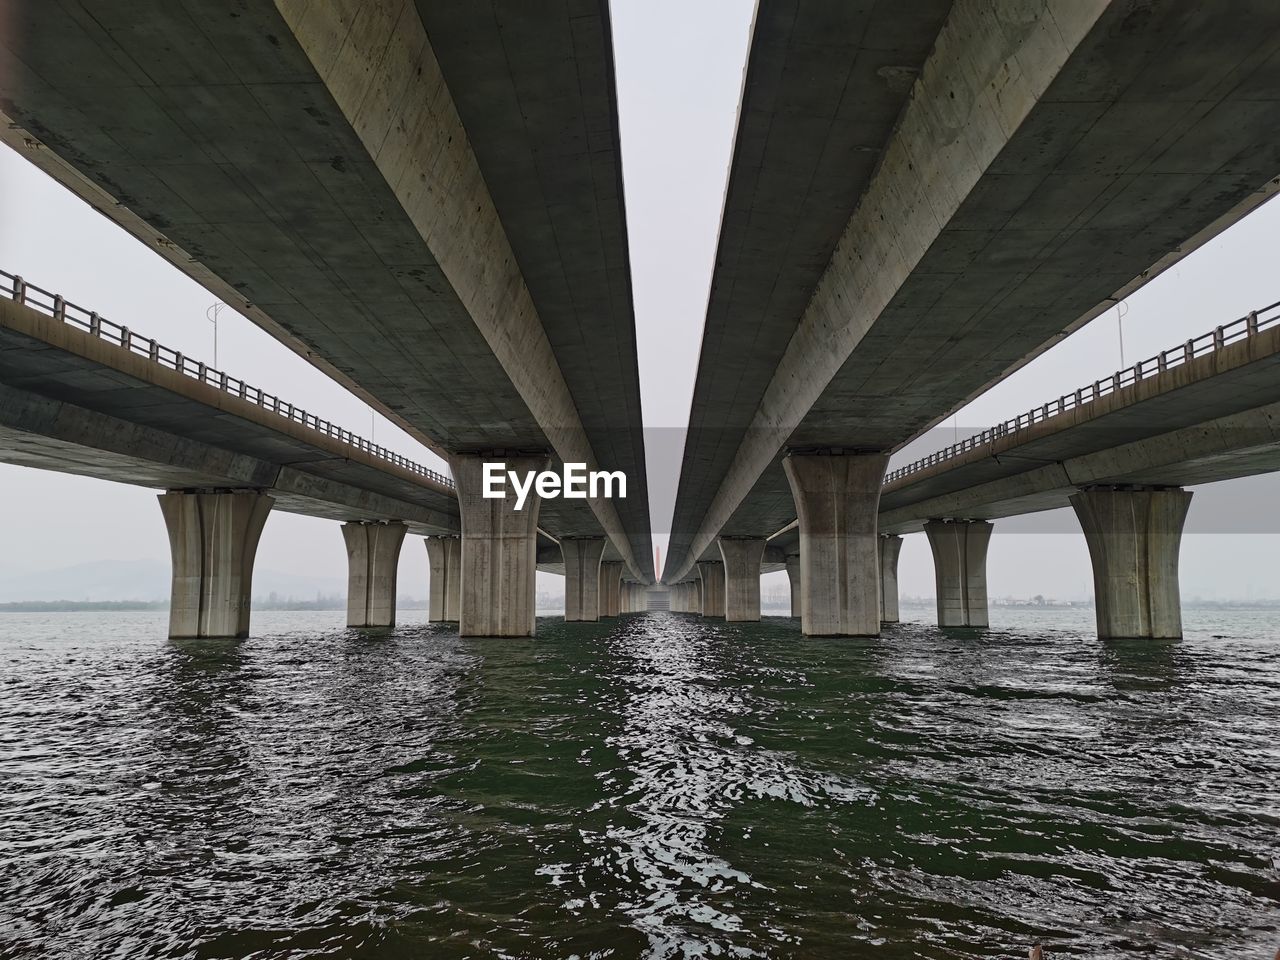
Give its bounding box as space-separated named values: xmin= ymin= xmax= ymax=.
xmin=451 ymin=453 xmax=546 ymax=638
xmin=562 ymin=538 xmax=606 ymax=622
xmin=1071 ymin=488 xmax=1191 ymax=640
xmin=697 ymin=562 xmax=725 ymax=619
xmin=342 ymin=521 xmax=407 ymax=628
xmin=784 ymin=554 xmax=801 ymax=619
xmin=783 ymin=453 xmax=889 ymax=637
xmin=666 ymin=0 xmax=1280 ymax=582
xmin=719 ymin=538 xmax=765 ymax=623
xmin=0 ymin=0 xmax=653 ymax=581
xmin=425 ymin=536 xmax=461 ymax=622
xmin=159 ymin=491 xmax=273 ymax=639
xmin=878 ymin=535 xmax=903 ymax=624
xmin=599 ymin=561 xmax=623 ymax=618
xmin=924 ymin=520 xmax=992 ymax=628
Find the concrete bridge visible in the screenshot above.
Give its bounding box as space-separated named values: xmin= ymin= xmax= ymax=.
xmin=663 ymin=0 xmax=1280 ymax=636
xmin=669 ymin=301 xmax=1280 ymax=639
xmin=0 ymin=0 xmax=654 ymax=635
xmin=0 ymin=271 xmax=649 ymax=636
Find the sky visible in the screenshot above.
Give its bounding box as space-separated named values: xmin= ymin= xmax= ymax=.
xmin=1 ymin=1 xmax=1279 ymax=604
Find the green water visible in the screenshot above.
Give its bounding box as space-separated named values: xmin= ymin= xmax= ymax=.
xmin=1 ymin=609 xmax=1277 ymax=958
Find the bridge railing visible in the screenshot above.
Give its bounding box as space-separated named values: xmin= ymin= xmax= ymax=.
xmin=1 ymin=270 xmax=455 ymax=490
xmin=885 ymin=299 xmax=1280 ymax=485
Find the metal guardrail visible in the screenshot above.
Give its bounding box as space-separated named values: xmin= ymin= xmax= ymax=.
xmin=1 ymin=270 xmax=455 ymax=490
xmin=886 ymin=299 xmax=1280 ymax=485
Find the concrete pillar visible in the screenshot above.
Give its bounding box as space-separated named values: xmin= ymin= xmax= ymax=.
xmin=697 ymin=560 xmax=725 ymax=618
xmin=691 ymin=579 xmax=703 ymax=615
xmin=561 ymin=537 xmax=606 ymax=621
xmin=782 ymin=452 xmax=889 ymax=636
xmin=784 ymin=554 xmax=801 ymax=618
xmin=425 ymin=536 xmax=461 ymax=622
xmin=1070 ymin=487 xmax=1192 ymax=640
xmin=923 ymin=521 xmax=992 ymax=628
xmin=159 ymin=490 xmax=273 ymax=640
xmin=449 ymin=453 xmax=548 ymax=638
xmin=879 ymin=534 xmax=903 ymax=624
xmin=718 ymin=538 xmax=765 ymax=622
xmin=599 ymin=561 xmax=623 ymax=617
xmin=342 ymin=521 xmax=407 ymax=628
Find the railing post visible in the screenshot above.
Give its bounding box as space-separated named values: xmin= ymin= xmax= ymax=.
xmin=89 ymin=312 xmax=101 ymax=337
xmin=219 ymin=372 xmax=229 ymax=390
xmin=120 ymin=326 xmax=131 ymax=350
xmin=52 ymin=294 xmax=65 ymax=322
xmin=149 ymin=339 xmax=159 ymax=361
xmin=1157 ymin=351 xmax=1167 ymax=373
xmin=174 ymin=351 xmax=184 ymax=372
xmin=1213 ymin=326 xmax=1225 ymax=350
xmin=1247 ymin=311 xmax=1259 ymax=336
xmin=1092 ymin=381 xmax=1101 ymax=400
xmin=12 ymin=276 xmax=24 ymax=302
xmin=1184 ymin=340 xmax=1194 ymax=363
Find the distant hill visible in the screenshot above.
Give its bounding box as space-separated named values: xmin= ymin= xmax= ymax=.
xmin=0 ymin=559 xmax=349 ymax=604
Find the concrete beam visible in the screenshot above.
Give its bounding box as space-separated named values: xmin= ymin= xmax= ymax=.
xmin=924 ymin=521 xmax=992 ymax=628
xmin=783 ymin=452 xmax=889 ymax=636
xmin=719 ymin=538 xmax=765 ymax=622
xmin=425 ymin=536 xmax=461 ymax=623
xmin=159 ymin=491 xmax=273 ymax=639
xmin=1071 ymin=487 xmax=1191 ymax=640
xmin=879 ymin=535 xmax=903 ymax=625
xmin=451 ymin=453 xmax=546 ymax=638
xmin=342 ymin=521 xmax=407 ymax=628
xmin=562 ymin=537 xmax=606 ymax=622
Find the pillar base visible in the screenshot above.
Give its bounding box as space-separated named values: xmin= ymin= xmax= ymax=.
xmin=342 ymin=521 xmax=406 ymax=628
xmin=924 ymin=521 xmax=991 ymax=628
xmin=1071 ymin=487 xmax=1191 ymax=640
xmin=450 ymin=453 xmax=547 ymax=638
xmin=696 ymin=560 xmax=725 ymax=618
xmin=782 ymin=452 xmax=888 ymax=636
xmin=879 ymin=535 xmax=903 ymax=624
xmin=719 ymin=538 xmax=765 ymax=621
xmin=159 ymin=491 xmax=273 ymax=639
xmin=562 ymin=537 xmax=606 ymax=621
xmin=599 ymin=560 xmax=623 ymax=617
xmin=425 ymin=536 xmax=461 ymax=622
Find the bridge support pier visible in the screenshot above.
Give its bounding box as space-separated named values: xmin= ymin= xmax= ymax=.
xmin=342 ymin=521 xmax=407 ymax=628
xmin=425 ymin=536 xmax=461 ymax=622
xmin=879 ymin=535 xmax=903 ymax=624
xmin=783 ymin=452 xmax=889 ymax=636
xmin=697 ymin=560 xmax=725 ymax=618
xmin=785 ymin=554 xmax=801 ymax=618
xmin=159 ymin=491 xmax=273 ymax=640
xmin=561 ymin=537 xmax=606 ymax=621
xmin=450 ymin=453 xmax=547 ymax=637
xmin=599 ymin=561 xmax=623 ymax=617
xmin=719 ymin=538 xmax=765 ymax=621
xmin=924 ymin=521 xmax=992 ymax=628
xmin=1071 ymin=487 xmax=1191 ymax=639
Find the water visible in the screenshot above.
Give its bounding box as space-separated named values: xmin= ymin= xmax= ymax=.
xmin=1 ymin=609 xmax=1278 ymax=958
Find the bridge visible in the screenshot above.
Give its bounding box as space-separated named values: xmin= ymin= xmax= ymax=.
xmin=0 ymin=271 xmax=625 ymax=636
xmin=669 ymin=301 xmax=1280 ymax=640
xmin=662 ymin=0 xmax=1280 ymax=636
xmin=0 ymin=0 xmax=653 ymax=636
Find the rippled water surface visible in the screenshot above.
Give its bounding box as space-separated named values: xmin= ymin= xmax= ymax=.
xmin=2 ymin=609 xmax=1279 ymax=958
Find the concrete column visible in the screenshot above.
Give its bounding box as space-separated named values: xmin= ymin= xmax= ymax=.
xmin=879 ymin=534 xmax=903 ymax=624
xmin=692 ymin=578 xmax=703 ymax=615
xmin=718 ymin=538 xmax=765 ymax=622
xmin=449 ymin=453 xmax=548 ymax=638
xmin=599 ymin=560 xmax=623 ymax=617
xmin=159 ymin=491 xmax=273 ymax=640
xmin=697 ymin=560 xmax=725 ymax=618
xmin=425 ymin=536 xmax=461 ymax=622
xmin=782 ymin=452 xmax=889 ymax=636
xmin=561 ymin=537 xmax=606 ymax=621
xmin=924 ymin=521 xmax=992 ymax=628
xmin=342 ymin=521 xmax=407 ymax=628
xmin=1071 ymin=487 xmax=1192 ymax=640
xmin=784 ymin=555 xmax=801 ymax=618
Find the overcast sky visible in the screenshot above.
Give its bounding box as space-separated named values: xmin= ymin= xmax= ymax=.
xmin=1 ymin=1 xmax=1278 ymax=605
